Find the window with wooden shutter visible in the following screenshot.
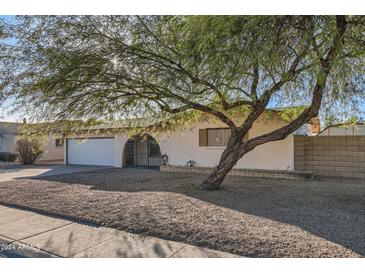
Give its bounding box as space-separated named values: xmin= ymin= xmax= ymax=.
xmin=55 ymin=138 xmax=64 ymax=147
xmin=199 ymin=129 xmax=207 ymax=146
xmin=206 ymin=128 xmax=230 ymax=146
xmin=199 ymin=127 xmax=249 ymax=147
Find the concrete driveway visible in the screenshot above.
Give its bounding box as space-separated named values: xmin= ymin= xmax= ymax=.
xmin=0 ymin=165 xmax=111 ymax=182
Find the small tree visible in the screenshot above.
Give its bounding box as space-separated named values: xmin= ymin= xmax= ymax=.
xmin=15 ymin=138 xmax=44 ymax=165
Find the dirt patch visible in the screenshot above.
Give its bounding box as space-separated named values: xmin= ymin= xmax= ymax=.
xmin=0 ymin=168 xmax=364 ymax=257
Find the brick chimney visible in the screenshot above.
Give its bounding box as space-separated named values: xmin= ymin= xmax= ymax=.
xmin=310 ymin=117 xmax=320 ymax=135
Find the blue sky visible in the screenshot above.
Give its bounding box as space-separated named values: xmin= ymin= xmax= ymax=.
xmin=0 ymin=15 xmax=21 ymax=122
xmin=0 ymin=15 xmax=14 ymax=21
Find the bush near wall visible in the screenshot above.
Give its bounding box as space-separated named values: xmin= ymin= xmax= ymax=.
xmin=15 ymin=138 xmax=44 ymax=165
xmin=0 ymin=152 xmax=17 ymax=162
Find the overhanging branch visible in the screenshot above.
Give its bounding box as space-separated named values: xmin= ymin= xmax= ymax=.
xmin=244 ymin=15 xmax=348 ymax=150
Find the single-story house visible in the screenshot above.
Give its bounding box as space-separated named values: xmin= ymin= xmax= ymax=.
xmin=64 ymin=110 xmax=320 ymax=171
xmin=0 ymin=121 xmax=64 ymax=161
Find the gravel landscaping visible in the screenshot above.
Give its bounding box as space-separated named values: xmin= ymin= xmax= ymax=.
xmin=0 ymin=168 xmax=364 ymax=257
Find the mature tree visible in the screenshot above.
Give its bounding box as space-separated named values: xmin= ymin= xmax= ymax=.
xmin=0 ymin=19 xmax=8 ymax=120
xmin=1 ymin=16 xmax=365 ymax=190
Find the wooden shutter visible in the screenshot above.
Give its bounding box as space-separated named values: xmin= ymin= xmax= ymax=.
xmin=199 ymin=129 xmax=207 ymax=146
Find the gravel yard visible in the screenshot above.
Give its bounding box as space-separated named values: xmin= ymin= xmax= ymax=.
xmin=0 ymin=168 xmax=364 ymax=257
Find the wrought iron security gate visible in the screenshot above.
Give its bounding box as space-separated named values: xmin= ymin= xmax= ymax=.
xmin=124 ymin=139 xmax=135 ymax=167
xmin=124 ymin=135 xmax=161 ymax=168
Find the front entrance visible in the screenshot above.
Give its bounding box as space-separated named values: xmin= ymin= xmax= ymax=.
xmin=123 ymin=135 xmax=161 ymax=168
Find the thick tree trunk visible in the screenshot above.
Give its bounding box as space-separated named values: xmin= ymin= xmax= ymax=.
xmin=200 ymin=138 xmax=246 ymax=190
xmin=200 ymin=160 xmax=238 ymax=190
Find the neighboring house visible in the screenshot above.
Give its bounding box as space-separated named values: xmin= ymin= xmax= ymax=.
xmin=318 ymin=122 xmax=365 ymax=136
xmin=64 ymin=110 xmax=319 ymax=171
xmin=0 ymin=122 xmax=17 ymax=154
xmin=0 ymin=121 xmax=64 ymax=161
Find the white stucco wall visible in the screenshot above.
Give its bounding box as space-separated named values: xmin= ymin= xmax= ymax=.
xmin=40 ymin=136 xmax=65 ymax=161
xmin=114 ymin=135 xmax=129 ymax=167
xmin=65 ymin=114 xmax=295 ymax=170
xmin=156 ymin=117 xmax=294 ymax=170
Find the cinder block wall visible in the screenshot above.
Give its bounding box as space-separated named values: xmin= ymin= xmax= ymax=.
xmin=294 ymin=136 xmax=365 ymax=178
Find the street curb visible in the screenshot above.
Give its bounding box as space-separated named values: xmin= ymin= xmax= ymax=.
xmin=0 ymin=201 xmax=102 ymax=227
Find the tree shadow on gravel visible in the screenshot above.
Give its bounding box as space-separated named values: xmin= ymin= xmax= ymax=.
xmin=5 ymin=167 xmax=365 ymax=257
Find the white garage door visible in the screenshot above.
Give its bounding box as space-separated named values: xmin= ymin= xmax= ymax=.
xmin=67 ymin=138 xmax=115 ymax=166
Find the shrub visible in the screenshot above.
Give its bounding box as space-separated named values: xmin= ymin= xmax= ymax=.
xmin=15 ymin=138 xmax=44 ymax=165
xmin=0 ymin=152 xmax=17 ymax=162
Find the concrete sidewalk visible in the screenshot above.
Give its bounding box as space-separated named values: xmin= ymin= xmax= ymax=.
xmin=0 ymin=206 xmax=239 ymax=258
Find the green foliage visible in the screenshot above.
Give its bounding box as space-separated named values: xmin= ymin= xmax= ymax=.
xmin=0 ymin=16 xmax=364 ymax=134
xmin=272 ymin=106 xmax=308 ymax=123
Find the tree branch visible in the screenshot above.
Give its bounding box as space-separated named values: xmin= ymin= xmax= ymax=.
xmin=245 ymin=16 xmax=348 ymax=150
xmin=250 ymin=61 xmax=259 ymax=101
